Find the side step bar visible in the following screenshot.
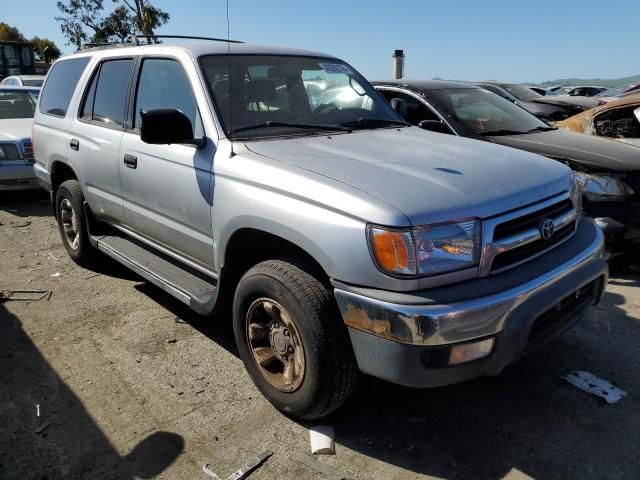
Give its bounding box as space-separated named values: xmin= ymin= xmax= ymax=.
xmin=93 ymin=234 xmax=218 ymax=315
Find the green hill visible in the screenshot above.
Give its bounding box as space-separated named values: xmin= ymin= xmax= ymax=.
xmin=533 ymin=75 xmax=640 ymax=88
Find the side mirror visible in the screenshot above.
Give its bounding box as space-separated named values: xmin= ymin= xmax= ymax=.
xmin=418 ymin=119 xmax=452 ymax=134
xmin=140 ymin=108 xmax=205 ymax=148
xmin=389 ymin=97 xmax=408 ymax=119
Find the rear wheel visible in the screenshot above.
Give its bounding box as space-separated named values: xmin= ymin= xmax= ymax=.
xmin=55 ymin=180 xmax=96 ymax=266
xmin=233 ymin=259 xmax=358 ymax=419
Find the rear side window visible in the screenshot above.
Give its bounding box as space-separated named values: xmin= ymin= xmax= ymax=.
xmin=81 ymin=58 xmax=133 ymax=127
xmin=39 ymin=57 xmax=90 ymax=117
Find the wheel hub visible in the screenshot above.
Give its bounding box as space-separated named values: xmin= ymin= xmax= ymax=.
xmin=246 ymin=298 xmax=305 ymax=392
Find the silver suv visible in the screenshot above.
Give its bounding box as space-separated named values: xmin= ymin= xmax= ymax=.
xmin=33 ymin=40 xmax=607 ymax=419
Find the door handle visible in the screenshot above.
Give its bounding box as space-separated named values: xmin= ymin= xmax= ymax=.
xmin=124 ymin=154 xmax=138 ymax=169
xmin=70 ymin=138 xmax=79 ymax=151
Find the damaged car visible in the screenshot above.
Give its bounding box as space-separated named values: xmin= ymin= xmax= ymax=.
xmin=556 ymin=93 xmax=640 ymax=148
xmin=375 ymin=80 xmax=640 ymax=253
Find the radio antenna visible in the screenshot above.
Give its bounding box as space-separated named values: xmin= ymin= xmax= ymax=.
xmin=226 ymin=0 xmax=235 ymax=157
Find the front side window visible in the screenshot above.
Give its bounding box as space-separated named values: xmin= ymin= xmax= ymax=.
xmin=133 ymin=58 xmax=200 ymax=132
xmin=378 ymin=89 xmax=440 ymax=124
xmin=80 ymin=58 xmax=133 ymax=127
xmin=425 ymin=87 xmax=550 ymax=136
xmin=39 ymin=57 xmax=90 ymax=117
xmin=200 ymin=55 xmax=402 ymax=139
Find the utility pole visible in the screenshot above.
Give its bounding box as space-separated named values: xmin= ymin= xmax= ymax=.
xmin=392 ymin=49 xmax=405 ymax=79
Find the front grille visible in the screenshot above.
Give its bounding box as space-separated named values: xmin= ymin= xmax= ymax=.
xmin=22 ymin=141 xmax=34 ymax=163
xmin=0 ymin=143 xmax=21 ymax=160
xmin=623 ymin=171 xmax=640 ymax=202
xmin=526 ymin=279 xmax=599 ymax=349
xmin=493 ymin=199 xmax=572 ymax=240
xmin=490 ymin=198 xmax=576 ymax=273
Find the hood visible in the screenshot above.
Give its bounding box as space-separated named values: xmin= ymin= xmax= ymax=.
xmin=534 ymin=95 xmax=597 ymax=110
xmin=488 ymin=129 xmax=640 ymax=172
xmin=245 ymin=127 xmax=572 ymax=226
xmin=0 ymin=118 xmax=33 ymax=142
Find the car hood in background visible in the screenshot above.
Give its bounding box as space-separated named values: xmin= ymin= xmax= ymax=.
xmin=487 ymin=129 xmax=640 ymax=172
xmin=533 ymin=95 xmax=597 ymax=110
xmin=245 ymin=127 xmax=572 ymax=226
xmin=0 ymin=118 xmax=33 ymax=142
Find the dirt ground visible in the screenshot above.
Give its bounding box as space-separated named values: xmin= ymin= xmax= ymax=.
xmin=1 ymin=191 xmax=639 ymax=480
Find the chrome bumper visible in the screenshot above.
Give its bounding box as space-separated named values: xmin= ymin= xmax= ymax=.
xmin=334 ymin=218 xmax=606 ymax=347
xmin=0 ymin=162 xmax=38 ymax=190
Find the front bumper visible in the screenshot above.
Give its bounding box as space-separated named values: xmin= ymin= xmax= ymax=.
xmin=0 ymin=162 xmax=38 ymax=191
xmin=333 ymin=218 xmax=607 ymax=388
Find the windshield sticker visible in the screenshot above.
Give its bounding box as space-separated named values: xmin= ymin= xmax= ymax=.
xmin=318 ymin=63 xmax=353 ymax=75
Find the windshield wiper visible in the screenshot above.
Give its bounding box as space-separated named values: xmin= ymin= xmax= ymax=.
xmin=230 ymin=121 xmax=352 ymax=135
xmin=477 ymin=129 xmax=527 ymax=136
xmin=526 ymin=126 xmax=557 ymax=133
xmin=341 ymin=117 xmax=410 ymax=128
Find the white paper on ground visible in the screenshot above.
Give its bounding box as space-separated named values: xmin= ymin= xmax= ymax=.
xmin=309 ymin=425 xmax=335 ymax=455
xmin=562 ymin=371 xmax=627 ymax=404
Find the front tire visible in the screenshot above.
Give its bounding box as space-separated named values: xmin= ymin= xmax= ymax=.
xmin=233 ymin=260 xmax=358 ymax=419
xmin=55 ymin=179 xmax=96 ymax=266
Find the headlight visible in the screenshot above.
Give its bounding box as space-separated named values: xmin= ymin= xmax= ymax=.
xmin=369 ymin=220 xmax=481 ymax=276
xmin=0 ymin=146 xmax=6 ymax=159
xmin=575 ymin=172 xmax=634 ymax=202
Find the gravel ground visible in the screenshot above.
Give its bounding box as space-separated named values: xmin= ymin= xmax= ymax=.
xmin=1 ymin=191 xmax=639 ymax=480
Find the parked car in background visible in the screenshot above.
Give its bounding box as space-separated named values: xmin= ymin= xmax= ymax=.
xmin=0 ymin=86 xmax=39 ymax=190
xmin=554 ymin=86 xmax=606 ymax=97
xmin=33 ymin=40 xmax=607 ymax=419
xmin=0 ymin=75 xmax=46 ymax=87
xmin=595 ymin=83 xmax=640 ymax=105
xmin=374 ymin=80 xmax=640 ymax=253
xmin=557 ymin=93 xmax=640 ymax=147
xmin=474 ymin=82 xmax=584 ymax=122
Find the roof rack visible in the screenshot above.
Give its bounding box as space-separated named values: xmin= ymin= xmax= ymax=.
xmin=79 ymin=34 xmax=244 ymax=50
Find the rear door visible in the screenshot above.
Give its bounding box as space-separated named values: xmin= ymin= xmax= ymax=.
xmin=119 ymin=56 xmax=215 ymax=268
xmin=70 ymin=57 xmax=134 ymax=223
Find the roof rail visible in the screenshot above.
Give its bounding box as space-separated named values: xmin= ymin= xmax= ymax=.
xmin=128 ymin=34 xmax=244 ymax=45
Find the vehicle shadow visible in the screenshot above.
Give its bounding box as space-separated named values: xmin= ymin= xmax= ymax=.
xmin=0 ymin=190 xmax=52 ymax=218
xmin=116 ymin=274 xmax=639 ymax=479
xmin=0 ymin=302 xmax=185 ymax=479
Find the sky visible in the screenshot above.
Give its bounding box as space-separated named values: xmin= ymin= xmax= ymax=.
xmin=4 ymin=0 xmax=639 ymax=83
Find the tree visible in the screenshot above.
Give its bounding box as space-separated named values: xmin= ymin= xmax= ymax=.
xmin=55 ymin=0 xmax=169 ymax=48
xmin=30 ymin=37 xmax=63 ymax=63
xmin=0 ymin=22 xmax=27 ymax=42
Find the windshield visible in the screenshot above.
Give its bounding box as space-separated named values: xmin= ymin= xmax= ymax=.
xmin=425 ymin=87 xmax=550 ymax=136
xmin=500 ymin=83 xmax=543 ymax=102
xmin=22 ymin=79 xmax=43 ymax=87
xmin=200 ymin=55 xmax=403 ymax=139
xmin=0 ymin=90 xmax=37 ymax=119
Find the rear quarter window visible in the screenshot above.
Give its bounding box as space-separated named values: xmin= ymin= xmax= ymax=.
xmin=39 ymin=57 xmax=91 ymax=117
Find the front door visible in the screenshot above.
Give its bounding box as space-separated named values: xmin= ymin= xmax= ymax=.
xmin=119 ymin=57 xmax=215 ymax=268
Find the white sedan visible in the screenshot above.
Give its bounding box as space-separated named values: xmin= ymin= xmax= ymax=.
xmin=0 ymin=86 xmax=40 ymax=190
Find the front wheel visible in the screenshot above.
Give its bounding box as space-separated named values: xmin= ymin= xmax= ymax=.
xmin=233 ymin=260 xmax=358 ymax=419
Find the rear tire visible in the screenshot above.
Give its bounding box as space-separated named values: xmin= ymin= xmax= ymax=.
xmin=55 ymin=180 xmax=96 ymax=266
xmin=233 ymin=259 xmax=358 ymax=419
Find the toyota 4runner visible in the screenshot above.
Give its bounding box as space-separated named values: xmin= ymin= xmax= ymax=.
xmin=33 ymin=39 xmax=607 ymax=419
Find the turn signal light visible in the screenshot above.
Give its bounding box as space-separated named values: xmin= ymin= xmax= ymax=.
xmin=369 ymin=228 xmax=416 ymax=275
xmin=449 ymin=338 xmax=494 ymax=365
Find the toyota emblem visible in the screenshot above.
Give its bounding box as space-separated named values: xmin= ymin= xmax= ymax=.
xmin=539 ymin=219 xmax=555 ymax=240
